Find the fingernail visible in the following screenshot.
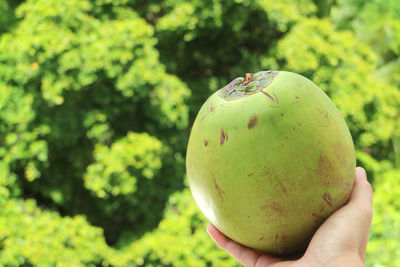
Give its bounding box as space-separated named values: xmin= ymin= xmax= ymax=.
xmin=357 ymin=167 xmax=367 ymax=179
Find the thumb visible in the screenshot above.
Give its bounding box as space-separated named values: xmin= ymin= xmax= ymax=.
xmin=302 ymin=167 xmax=373 ymax=264
xmin=343 ymin=167 xmax=373 ymax=261
xmin=347 ymin=167 xmax=373 ymax=223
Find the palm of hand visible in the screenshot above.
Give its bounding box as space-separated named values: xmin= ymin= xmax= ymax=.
xmin=207 ymin=167 xmax=372 ymax=267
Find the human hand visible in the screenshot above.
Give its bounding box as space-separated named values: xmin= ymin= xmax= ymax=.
xmin=207 ymin=167 xmax=373 ymax=267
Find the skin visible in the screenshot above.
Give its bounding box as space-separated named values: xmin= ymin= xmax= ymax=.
xmin=187 ymin=71 xmax=356 ymax=253
xmin=207 ymin=167 xmax=373 ymax=267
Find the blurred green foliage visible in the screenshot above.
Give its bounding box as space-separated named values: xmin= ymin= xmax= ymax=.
xmin=0 ymin=0 xmax=399 ymax=266
xmin=0 ymin=199 xmax=109 ymax=266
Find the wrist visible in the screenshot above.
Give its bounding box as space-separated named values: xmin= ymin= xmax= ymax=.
xmin=300 ymin=252 xmax=364 ymax=267
xmin=328 ymin=254 xmax=364 ymax=267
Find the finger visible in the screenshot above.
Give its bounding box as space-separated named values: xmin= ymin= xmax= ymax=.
xmin=207 ymin=224 xmax=259 ymax=266
xmin=207 ymin=224 xmax=282 ymax=266
xmin=348 ymin=167 xmax=373 ymax=260
xmin=348 ymin=167 xmax=373 ymax=221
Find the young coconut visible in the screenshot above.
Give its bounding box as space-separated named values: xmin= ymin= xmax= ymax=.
xmin=186 ymin=71 xmax=355 ymax=256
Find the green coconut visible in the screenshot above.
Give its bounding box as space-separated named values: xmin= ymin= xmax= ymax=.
xmin=186 ymin=71 xmax=355 ymax=256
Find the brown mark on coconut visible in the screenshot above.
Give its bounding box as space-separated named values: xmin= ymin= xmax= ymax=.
xmin=296 ymin=96 xmax=300 ymax=99
xmin=341 ymin=189 xmax=352 ymax=204
xmin=258 ymin=236 xmax=265 ymax=241
xmin=303 ymin=152 xmax=339 ymax=187
xmin=273 ymin=92 xmax=279 ymax=103
xmin=210 ymin=103 xmax=216 ymax=112
xmin=220 ymin=129 xmax=227 ymax=145
xmin=317 ymin=153 xmax=337 ymax=186
xmin=248 ymin=173 xmax=254 ymax=177
xmin=334 ymin=142 xmax=348 ymax=166
xmin=259 ymin=202 xmax=285 ymax=216
xmin=262 ymin=167 xmax=275 ymax=183
xmin=274 ymin=234 xmax=285 ymax=254
xmin=272 ymin=235 xmax=277 ymax=249
xmin=260 ymin=90 xmax=275 ymax=102
xmin=316 ymin=107 xmax=329 ymax=120
xmin=280 ymin=234 xmax=288 ymax=253
xmin=312 ymin=213 xmax=323 ymax=220
xmin=248 ymin=115 xmax=258 ymax=129
xmin=272 ymin=234 xmax=279 ymax=250
xmin=278 ymin=180 xmax=288 ymax=197
xmin=213 ymin=176 xmax=225 ymax=200
xmin=322 ymin=192 xmax=332 ymax=207
xmin=280 ymin=113 xmax=284 ymax=117
xmin=204 ymin=140 xmax=208 ymax=147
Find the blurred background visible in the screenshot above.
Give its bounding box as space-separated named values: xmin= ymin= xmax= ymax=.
xmin=0 ymin=0 xmax=399 ymax=266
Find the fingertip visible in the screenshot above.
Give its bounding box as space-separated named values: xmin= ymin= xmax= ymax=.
xmin=355 ymin=167 xmax=372 ymax=192
xmin=206 ymin=224 xmax=213 ymax=235
xmin=348 ymin=167 xmax=373 ymax=219
xmin=206 ymin=224 xmax=217 ymax=240
xmin=207 ymin=224 xmax=228 ymax=247
xmin=355 ymin=167 xmax=367 ymax=181
xmin=207 ymin=225 xmax=283 ymax=266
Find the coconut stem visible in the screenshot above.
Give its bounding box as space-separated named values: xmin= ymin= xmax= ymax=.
xmin=242 ymin=73 xmax=253 ymax=86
